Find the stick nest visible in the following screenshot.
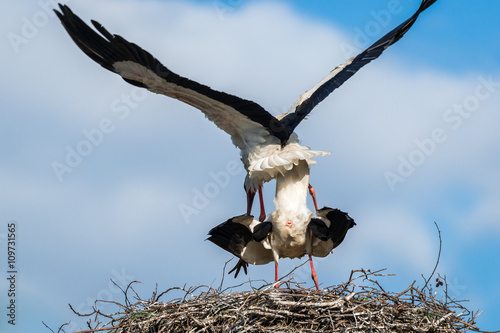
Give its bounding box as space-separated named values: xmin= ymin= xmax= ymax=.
xmin=60 ymin=268 xmax=485 ymax=333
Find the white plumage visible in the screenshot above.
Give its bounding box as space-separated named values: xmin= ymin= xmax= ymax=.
xmin=113 ymin=57 xmax=329 ymax=221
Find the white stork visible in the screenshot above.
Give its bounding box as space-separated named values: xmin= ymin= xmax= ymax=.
xmin=55 ymin=3 xmax=329 ymax=224
xmin=54 ymin=0 xmax=436 ymax=224
xmin=208 ymin=160 xmax=356 ymax=289
xmin=55 ymin=0 xmax=438 ymax=288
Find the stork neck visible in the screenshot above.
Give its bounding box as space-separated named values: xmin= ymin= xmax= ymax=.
xmin=274 ymin=160 xmax=310 ymax=213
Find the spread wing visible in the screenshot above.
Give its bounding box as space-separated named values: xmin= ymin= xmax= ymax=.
xmin=54 ymin=4 xmax=290 ymax=146
xmin=280 ymin=0 xmax=438 ymax=134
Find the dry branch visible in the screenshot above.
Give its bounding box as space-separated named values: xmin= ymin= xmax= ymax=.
xmin=58 ymin=269 xmax=486 ymax=333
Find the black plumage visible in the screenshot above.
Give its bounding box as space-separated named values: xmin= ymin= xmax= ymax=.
xmin=280 ymin=0 xmax=438 ymax=135
xmin=252 ymin=222 xmax=273 ymax=242
xmin=312 ymin=207 xmax=356 ymax=246
xmin=54 ymin=0 xmax=437 ymax=145
xmin=54 ymin=4 xmax=290 ymax=143
xmin=206 ymin=215 xmax=253 ymax=259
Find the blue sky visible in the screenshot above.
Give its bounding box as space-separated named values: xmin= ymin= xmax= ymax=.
xmin=1 ymin=0 xmax=499 ymax=332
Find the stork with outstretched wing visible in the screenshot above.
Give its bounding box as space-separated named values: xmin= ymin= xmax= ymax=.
xmin=55 ymin=0 xmax=437 ymax=289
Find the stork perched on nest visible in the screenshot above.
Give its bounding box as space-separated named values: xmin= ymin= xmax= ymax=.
xmin=208 ymin=160 xmax=356 ymax=289
xmin=54 ymin=0 xmax=438 ymax=288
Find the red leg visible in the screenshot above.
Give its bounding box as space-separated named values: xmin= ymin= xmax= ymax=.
xmin=246 ymin=189 xmax=256 ymax=216
xmin=308 ymin=184 xmax=319 ymax=212
xmin=309 ymin=254 xmax=320 ymax=290
xmin=258 ymin=186 xmax=266 ymax=222
xmin=274 ymin=262 xmax=279 ymax=289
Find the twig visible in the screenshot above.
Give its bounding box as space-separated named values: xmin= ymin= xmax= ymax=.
xmin=50 ymin=267 xmax=485 ymax=332
xmin=423 ymin=221 xmax=442 ymax=291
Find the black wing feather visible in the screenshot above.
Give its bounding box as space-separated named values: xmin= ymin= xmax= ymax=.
xmin=280 ymin=0 xmax=438 ymax=134
xmin=308 ymin=218 xmax=330 ymax=241
xmin=312 ymin=207 xmax=356 ymax=248
xmin=54 ymin=4 xmax=290 ymax=143
xmin=55 ymin=1 xmax=436 ymax=144
xmin=207 ymin=216 xmax=253 ymax=259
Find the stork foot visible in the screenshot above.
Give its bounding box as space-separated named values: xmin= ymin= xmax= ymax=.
xmin=228 ymin=259 xmax=248 ymax=278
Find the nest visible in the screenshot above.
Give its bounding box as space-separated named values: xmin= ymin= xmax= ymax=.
xmin=48 ymin=268 xmax=486 ymax=333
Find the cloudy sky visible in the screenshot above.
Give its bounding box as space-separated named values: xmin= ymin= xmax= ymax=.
xmin=1 ymin=0 xmax=499 ymax=331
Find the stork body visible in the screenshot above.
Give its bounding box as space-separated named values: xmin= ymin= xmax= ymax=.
xmin=270 ymin=160 xmax=313 ymax=261
xmin=269 ymin=160 xmax=321 ymax=289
